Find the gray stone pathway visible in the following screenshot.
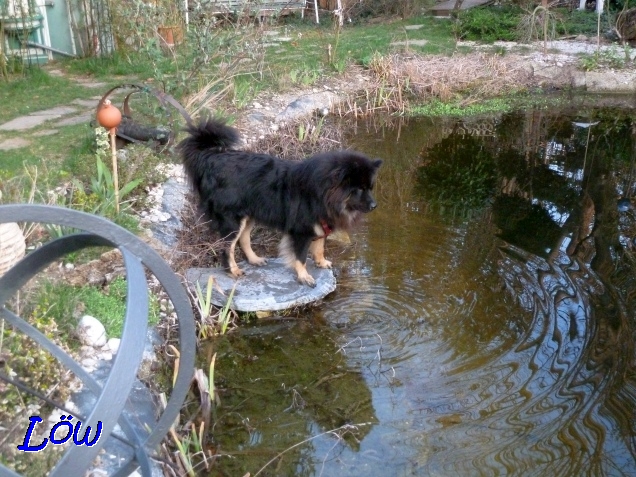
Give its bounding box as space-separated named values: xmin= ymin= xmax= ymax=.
xmin=0 ymin=78 xmax=113 ymax=150
xmin=0 ymin=105 xmax=79 ymax=131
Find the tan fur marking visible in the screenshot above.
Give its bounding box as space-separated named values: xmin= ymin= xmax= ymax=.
xmin=309 ymin=237 xmax=332 ymax=269
xmin=228 ymin=218 xmax=248 ymax=277
xmin=279 ymin=235 xmax=295 ymax=268
xmin=293 ymin=260 xmax=316 ymax=287
xmin=279 ymin=235 xmax=316 ymax=286
xmin=238 ymin=218 xmax=267 ymax=266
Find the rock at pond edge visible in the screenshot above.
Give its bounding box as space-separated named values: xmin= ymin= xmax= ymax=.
xmin=185 ymin=258 xmax=336 ymax=312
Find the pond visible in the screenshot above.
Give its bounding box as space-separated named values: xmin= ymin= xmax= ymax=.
xmin=206 ymin=97 xmax=636 ymax=476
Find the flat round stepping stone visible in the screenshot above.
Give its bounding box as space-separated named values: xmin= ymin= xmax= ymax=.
xmin=185 ymin=258 xmax=336 ymax=312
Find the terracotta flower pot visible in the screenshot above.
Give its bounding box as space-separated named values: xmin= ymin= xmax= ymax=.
xmin=0 ymin=222 xmax=26 ymax=277
xmin=158 ymin=25 xmax=183 ymax=48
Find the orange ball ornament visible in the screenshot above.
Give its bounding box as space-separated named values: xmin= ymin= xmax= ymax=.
xmin=96 ymin=99 xmax=122 ymax=130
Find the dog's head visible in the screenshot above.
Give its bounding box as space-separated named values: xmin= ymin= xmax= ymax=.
xmin=324 ymin=152 xmax=383 ymax=226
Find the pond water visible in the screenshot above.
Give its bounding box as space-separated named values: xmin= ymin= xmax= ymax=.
xmin=207 ymin=98 xmax=636 ymax=476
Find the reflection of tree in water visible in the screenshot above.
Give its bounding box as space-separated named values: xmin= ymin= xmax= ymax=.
xmin=418 ymin=108 xmax=636 ymax=475
xmin=417 ymin=134 xmax=498 ymax=211
xmin=204 ymin=322 xmax=377 ymax=476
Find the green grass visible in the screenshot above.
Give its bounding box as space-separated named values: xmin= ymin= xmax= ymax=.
xmin=32 ymin=277 xmax=160 ymax=339
xmin=0 ymin=123 xmax=95 ymax=196
xmin=410 ymin=93 xmax=567 ymax=117
xmin=0 ymin=68 xmax=102 ymax=124
xmin=265 ymin=16 xmax=454 ymax=83
xmin=64 ymin=51 xmax=157 ymax=78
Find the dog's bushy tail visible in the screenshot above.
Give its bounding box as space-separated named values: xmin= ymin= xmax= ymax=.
xmin=178 ymin=118 xmax=241 ymax=195
xmin=178 ymin=117 xmax=240 ymax=159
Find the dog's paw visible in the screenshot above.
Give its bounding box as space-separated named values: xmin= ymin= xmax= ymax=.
xmin=249 ymin=256 xmax=268 ymax=266
xmin=314 ymin=258 xmax=332 ymax=269
xmin=297 ymin=271 xmax=316 ymax=288
xmin=229 ymin=266 xmax=244 ymax=278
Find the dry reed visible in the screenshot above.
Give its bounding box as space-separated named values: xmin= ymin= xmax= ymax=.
xmin=338 ymin=52 xmax=534 ymax=116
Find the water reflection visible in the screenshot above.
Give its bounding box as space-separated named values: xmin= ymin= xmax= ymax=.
xmin=207 ymin=103 xmax=636 ymax=476
xmin=335 ymin=106 xmax=636 ymax=475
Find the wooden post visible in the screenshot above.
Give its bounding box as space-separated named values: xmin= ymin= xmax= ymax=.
xmin=110 ymin=128 xmax=120 ymax=214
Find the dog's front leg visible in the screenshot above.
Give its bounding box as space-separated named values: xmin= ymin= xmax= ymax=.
xmin=309 ymin=237 xmax=332 ymax=269
xmin=280 ymin=234 xmax=316 ymax=287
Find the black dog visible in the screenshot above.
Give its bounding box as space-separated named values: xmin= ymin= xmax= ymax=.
xmin=178 ymin=117 xmax=382 ymax=286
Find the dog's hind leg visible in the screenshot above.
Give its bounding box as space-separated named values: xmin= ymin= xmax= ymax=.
xmin=238 ymin=218 xmax=268 ymax=266
xmin=309 ymin=237 xmax=332 ymax=269
xmin=220 ymin=216 xmax=248 ymax=278
xmin=280 ymin=234 xmax=316 ymax=287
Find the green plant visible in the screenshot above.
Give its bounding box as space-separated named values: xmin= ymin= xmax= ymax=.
xmin=194 ymin=276 xmax=215 ymax=324
xmin=298 ymin=117 xmax=325 ymax=144
xmin=554 ymin=8 xmax=604 ymax=37
xmin=217 ymin=285 xmax=236 ymax=336
xmin=31 ymin=277 xmax=160 ymax=338
xmin=454 ymin=5 xmax=522 ymax=43
xmin=232 ymin=75 xmax=261 ymax=109
xmin=191 ymin=277 xmax=236 ymax=338
xmin=289 ymin=65 xmax=321 ymax=86
xmin=579 ymin=47 xmax=627 ymax=71
xmin=169 ymin=422 xmax=206 ymax=477
xmin=82 ymin=149 xmax=142 ymax=218
xmin=0 ymin=294 xmax=76 ymax=474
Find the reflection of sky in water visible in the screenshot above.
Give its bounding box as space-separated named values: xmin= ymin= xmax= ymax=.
xmin=534 ymin=198 xmax=570 ymax=227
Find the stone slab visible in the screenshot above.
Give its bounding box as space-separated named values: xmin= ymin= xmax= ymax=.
xmin=150 ymin=177 xmax=188 ymax=248
xmin=186 ymin=258 xmax=337 ymax=312
xmin=276 ymin=91 xmax=339 ymax=123
xmin=72 ymin=98 xmax=100 ymax=108
xmin=56 ymin=112 xmax=94 ymax=127
xmin=391 ymin=39 xmax=428 ymax=47
xmin=0 ymin=106 xmax=77 ymax=131
xmin=585 ymin=70 xmax=636 ymax=93
xmin=0 ymin=137 xmax=30 ymax=150
xmin=32 ymin=129 xmax=59 ymax=137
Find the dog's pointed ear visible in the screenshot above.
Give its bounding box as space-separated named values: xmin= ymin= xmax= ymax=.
xmin=373 ymin=159 xmax=383 ymax=169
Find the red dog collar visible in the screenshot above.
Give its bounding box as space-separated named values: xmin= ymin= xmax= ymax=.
xmin=313 ymin=219 xmax=332 ymax=240
xmin=321 ymin=219 xmax=332 ymax=237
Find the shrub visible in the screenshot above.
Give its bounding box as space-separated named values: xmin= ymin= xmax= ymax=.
xmin=454 ymin=5 xmax=524 ymax=42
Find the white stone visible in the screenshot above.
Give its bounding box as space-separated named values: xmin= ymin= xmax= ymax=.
xmin=96 ymin=351 xmax=113 ymax=361
xmin=77 ymin=315 xmax=107 ymax=347
xmin=82 ymin=357 xmax=97 ymax=369
xmin=107 ymin=338 xmax=121 ymax=354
